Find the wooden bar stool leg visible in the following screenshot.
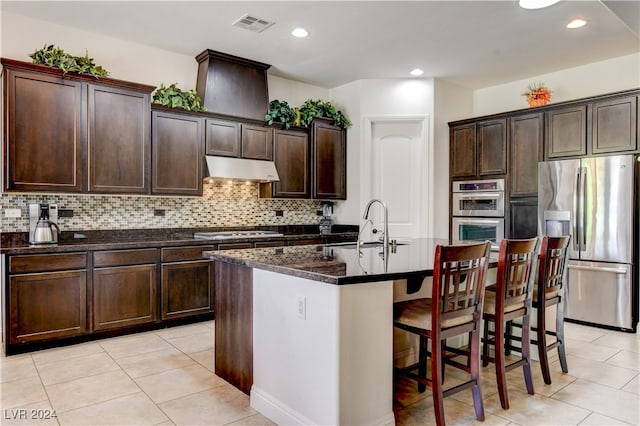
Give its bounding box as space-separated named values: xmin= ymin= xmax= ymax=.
xmin=505 ymin=320 xmax=513 ymax=356
xmin=431 ymin=337 xmax=446 ymax=426
xmin=482 ymin=319 xmax=491 ymax=367
xmin=521 ymin=313 xmax=534 ymax=395
xmin=556 ymin=301 xmax=569 ymax=374
xmin=470 ymin=326 xmax=485 ymax=421
xmin=494 ymin=319 xmax=509 ymax=409
xmin=537 ymin=306 xmax=552 ymax=385
xmin=418 ymin=335 xmax=427 ymax=393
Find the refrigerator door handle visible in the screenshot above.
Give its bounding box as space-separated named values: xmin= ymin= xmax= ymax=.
xmin=568 ymin=264 xmax=628 ymax=274
xmin=573 ymin=168 xmax=580 ymax=251
xmin=579 ymin=166 xmax=587 ymax=251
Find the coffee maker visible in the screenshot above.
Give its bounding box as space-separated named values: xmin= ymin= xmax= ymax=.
xmin=319 ymin=202 xmax=334 ymax=234
xmin=29 ymin=203 xmax=60 ymax=244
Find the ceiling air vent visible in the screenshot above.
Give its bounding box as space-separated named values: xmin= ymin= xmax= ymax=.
xmin=232 ymin=14 xmax=275 ymax=33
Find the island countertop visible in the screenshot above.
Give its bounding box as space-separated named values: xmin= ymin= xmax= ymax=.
xmin=204 ymin=238 xmax=458 ymax=285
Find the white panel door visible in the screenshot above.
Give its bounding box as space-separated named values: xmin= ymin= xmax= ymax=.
xmin=369 ymin=120 xmax=426 ymax=239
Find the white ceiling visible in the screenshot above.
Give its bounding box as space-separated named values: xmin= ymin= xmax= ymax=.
xmin=2 ymin=1 xmax=639 ymax=89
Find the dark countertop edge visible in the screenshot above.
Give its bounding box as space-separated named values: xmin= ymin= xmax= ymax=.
xmin=0 ymin=231 xmax=358 ymax=255
xmin=205 ymin=250 xmax=435 ymax=285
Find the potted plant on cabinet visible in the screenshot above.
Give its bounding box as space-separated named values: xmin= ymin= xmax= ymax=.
xmin=265 ymin=99 xmax=298 ymax=129
xmin=152 ymin=83 xmax=207 ymax=112
xmin=298 ymin=99 xmax=351 ymax=128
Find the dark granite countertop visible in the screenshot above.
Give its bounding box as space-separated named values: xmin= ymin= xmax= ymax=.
xmin=205 ymin=238 xmax=456 ymax=285
xmin=0 ymin=225 xmax=358 ymax=255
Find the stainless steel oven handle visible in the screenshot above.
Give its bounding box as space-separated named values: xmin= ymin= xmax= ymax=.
xmin=454 ymin=218 xmax=503 ymax=224
xmin=454 ymin=193 xmax=501 ymax=199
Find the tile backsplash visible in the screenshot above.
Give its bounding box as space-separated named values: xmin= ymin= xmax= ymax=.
xmin=1 ymin=182 xmax=325 ymax=232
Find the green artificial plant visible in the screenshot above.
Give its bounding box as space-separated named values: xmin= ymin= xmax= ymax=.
xmin=265 ymin=100 xmax=297 ymax=129
xmin=298 ymin=99 xmax=351 ymax=128
xmin=152 ymin=83 xmax=207 ymax=112
xmin=29 ymin=44 xmax=109 ymax=77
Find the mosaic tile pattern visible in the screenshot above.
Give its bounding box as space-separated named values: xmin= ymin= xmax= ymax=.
xmin=0 ymin=182 xmax=324 ymax=232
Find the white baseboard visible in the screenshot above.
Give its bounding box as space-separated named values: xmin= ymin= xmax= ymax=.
xmin=250 ymin=385 xmax=396 ymax=426
xmin=251 ymin=386 xmax=316 ymax=426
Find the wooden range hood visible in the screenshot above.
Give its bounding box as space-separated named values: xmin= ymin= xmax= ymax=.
xmin=195 ymin=49 xmax=271 ymax=121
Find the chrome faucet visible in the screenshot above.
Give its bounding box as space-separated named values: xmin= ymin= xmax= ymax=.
xmin=361 ymin=198 xmax=389 ymax=249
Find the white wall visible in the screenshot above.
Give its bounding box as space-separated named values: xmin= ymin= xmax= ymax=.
xmin=1 ymin=11 xmax=197 ymax=90
xmin=433 ymin=80 xmax=473 ymax=239
xmin=473 ymin=53 xmax=640 ymax=117
xmin=1 ymin=11 xmax=330 ymax=107
xmin=330 ymin=79 xmax=436 ymax=231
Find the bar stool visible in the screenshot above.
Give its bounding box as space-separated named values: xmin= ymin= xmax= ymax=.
xmin=481 ymin=237 xmax=539 ymax=409
xmin=394 ymin=241 xmax=491 ymax=426
xmin=532 ymin=235 xmax=571 ymax=385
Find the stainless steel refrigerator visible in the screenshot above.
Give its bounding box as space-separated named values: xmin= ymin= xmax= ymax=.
xmin=538 ymin=154 xmax=637 ymax=331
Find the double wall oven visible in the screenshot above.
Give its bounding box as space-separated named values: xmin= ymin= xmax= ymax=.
xmin=451 ymin=179 xmax=505 ymax=250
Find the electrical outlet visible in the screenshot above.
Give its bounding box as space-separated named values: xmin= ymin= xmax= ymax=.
xmin=316 ymin=210 xmax=323 ymax=216
xmin=296 ymin=295 xmax=306 ymax=320
xmin=58 ymin=209 xmax=74 ymax=218
xmin=4 ymin=208 xmax=21 ymax=218
xmin=154 ymin=209 xmax=166 ymax=217
xmin=275 ymin=210 xmax=284 ymax=217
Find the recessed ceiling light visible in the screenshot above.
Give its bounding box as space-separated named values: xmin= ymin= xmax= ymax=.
xmin=567 ymin=18 xmax=587 ymax=29
xmin=291 ymin=28 xmax=309 ymax=38
xmin=519 ymin=0 xmax=560 ymax=10
xmin=410 ymin=68 xmax=424 ymax=76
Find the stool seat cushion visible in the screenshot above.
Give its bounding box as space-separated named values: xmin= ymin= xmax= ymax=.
xmin=533 ymin=285 xmax=558 ymax=302
xmin=394 ymin=298 xmax=473 ymax=330
xmin=482 ymin=291 xmax=525 ymax=315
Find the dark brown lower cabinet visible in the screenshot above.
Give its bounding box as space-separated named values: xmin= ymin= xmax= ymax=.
xmin=92 ymin=249 xmax=158 ymax=331
xmin=10 ymin=270 xmax=87 ymax=344
xmin=509 ymin=198 xmax=538 ymax=239
xmin=160 ymin=245 xmax=214 ymax=320
xmin=92 ymin=265 xmax=157 ymax=331
xmin=161 ymin=260 xmax=214 ymax=320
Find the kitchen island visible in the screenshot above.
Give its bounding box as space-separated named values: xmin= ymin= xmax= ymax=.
xmin=205 ymin=238 xmax=453 ymax=426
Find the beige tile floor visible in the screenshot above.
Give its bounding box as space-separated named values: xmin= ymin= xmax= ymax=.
xmin=1 ymin=321 xmax=638 ymax=425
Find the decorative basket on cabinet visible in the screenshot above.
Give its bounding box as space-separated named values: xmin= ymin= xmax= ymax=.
xmin=523 ymin=83 xmax=551 ymax=107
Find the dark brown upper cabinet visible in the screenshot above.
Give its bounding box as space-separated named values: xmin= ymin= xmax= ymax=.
xmin=592 ymin=95 xmax=638 ymax=154
xmin=311 ymin=118 xmax=347 ymax=200
xmin=509 ymin=112 xmax=543 ymax=198
xmin=151 ymin=109 xmax=204 ymax=196
xmin=242 ymin=124 xmax=273 ymax=160
xmin=450 ymin=119 xmax=506 ymax=179
xmin=4 ymin=66 xmax=84 ymax=192
xmin=450 ymin=123 xmax=477 ymax=178
xmin=205 ymin=118 xmax=273 ymax=161
xmin=2 ymin=58 xmax=155 ymax=194
xmin=261 ymin=128 xmax=311 ymax=199
xmin=546 ymin=105 xmax=587 ymax=158
xmin=88 ymin=84 xmax=151 ymax=194
xmin=545 ymin=94 xmax=638 ymax=159
xmin=477 ymin=118 xmax=507 ymax=176
xmin=205 ymin=118 xmax=240 ymax=157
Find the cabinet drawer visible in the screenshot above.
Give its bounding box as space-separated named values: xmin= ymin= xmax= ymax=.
xmin=288 ymin=238 xmax=322 ymax=246
xmin=94 ymin=249 xmax=157 ymax=267
xmin=161 ymin=245 xmax=215 ymax=262
xmin=9 ymin=253 xmax=87 ymax=274
xmin=217 ymin=242 xmax=254 ymax=250
xmin=254 ymin=240 xmax=286 ymax=248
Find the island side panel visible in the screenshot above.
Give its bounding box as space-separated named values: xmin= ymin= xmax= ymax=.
xmin=251 ymin=268 xmax=395 ymax=426
xmin=214 ymin=260 xmax=253 ymax=394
